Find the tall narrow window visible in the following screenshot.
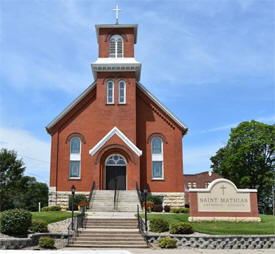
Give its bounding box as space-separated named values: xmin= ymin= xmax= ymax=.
xmin=118 ymin=80 xmax=126 ymax=104
xmin=69 ymin=137 xmax=81 ymax=178
xmin=151 ymin=137 xmax=163 ymax=179
xmin=107 ymin=81 xmax=114 ymax=104
xmin=109 ymin=35 xmax=123 ymax=58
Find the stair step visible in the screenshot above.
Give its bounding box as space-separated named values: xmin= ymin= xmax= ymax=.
xmin=67 ymin=244 xmax=147 ymax=248
xmin=72 ymin=241 xmax=147 ymax=245
xmin=76 ymin=236 xmax=143 ymax=240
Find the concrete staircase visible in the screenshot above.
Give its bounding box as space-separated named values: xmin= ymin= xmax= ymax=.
xmin=67 ymin=218 xmax=147 ymax=248
xmin=89 ymin=190 xmax=140 ymax=212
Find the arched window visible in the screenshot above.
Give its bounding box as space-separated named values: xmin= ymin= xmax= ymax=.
xmin=109 ymin=35 xmax=123 ymax=58
xmin=107 ymin=81 xmax=114 ymax=104
xmin=151 ymin=137 xmax=163 ymax=179
xmin=69 ymin=137 xmax=81 ymax=178
xmin=105 ymin=154 xmax=126 ymax=166
xmin=118 ymin=80 xmax=126 ymax=104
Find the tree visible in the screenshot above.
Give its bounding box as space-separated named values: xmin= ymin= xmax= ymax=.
xmin=210 ymin=120 xmax=275 ymax=213
xmin=15 ymin=176 xmax=48 ymax=211
xmin=0 ymin=149 xmax=25 ymax=211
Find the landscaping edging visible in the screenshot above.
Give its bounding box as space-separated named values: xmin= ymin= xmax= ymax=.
xmin=0 ymin=233 xmax=68 ymax=249
xmin=147 ymin=234 xmax=275 ymax=249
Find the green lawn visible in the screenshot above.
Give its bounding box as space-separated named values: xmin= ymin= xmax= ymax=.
xmin=31 ymin=211 xmax=73 ymax=224
xmin=142 ymin=213 xmax=275 ymax=235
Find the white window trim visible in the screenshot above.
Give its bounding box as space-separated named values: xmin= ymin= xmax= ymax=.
xmin=151 ymin=137 xmax=164 ymax=180
xmin=118 ymin=80 xmax=126 ymax=104
xmin=106 ymin=81 xmax=114 ymax=104
xmin=69 ymin=137 xmax=81 ymax=179
xmin=109 ymin=35 xmax=124 ymax=58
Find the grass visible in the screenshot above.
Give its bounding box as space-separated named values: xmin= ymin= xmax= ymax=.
xmin=142 ymin=213 xmax=275 ymax=235
xmin=31 ymin=211 xmax=74 ymax=224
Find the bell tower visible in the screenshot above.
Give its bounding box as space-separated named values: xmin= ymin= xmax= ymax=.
xmin=91 ymin=8 xmax=141 ymax=145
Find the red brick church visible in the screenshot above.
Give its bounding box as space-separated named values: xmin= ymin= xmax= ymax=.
xmin=46 ymin=20 xmax=188 ymax=208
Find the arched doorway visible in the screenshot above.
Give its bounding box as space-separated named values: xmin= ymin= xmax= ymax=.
xmin=105 ymin=154 xmax=127 ymax=190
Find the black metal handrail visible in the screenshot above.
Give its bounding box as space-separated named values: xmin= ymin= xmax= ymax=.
xmin=114 ymin=179 xmax=118 ymax=211
xmin=136 ymin=182 xmax=143 ymax=207
xmin=88 ymin=180 xmax=95 ymax=205
xmin=137 ymin=204 xmax=148 ymax=246
xmin=67 ymin=206 xmax=86 ymax=245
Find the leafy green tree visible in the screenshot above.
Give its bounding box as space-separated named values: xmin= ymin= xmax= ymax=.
xmin=15 ymin=176 xmax=48 ymax=211
xmin=210 ymin=120 xmax=275 ymax=213
xmin=0 ymin=149 xmax=25 ymax=211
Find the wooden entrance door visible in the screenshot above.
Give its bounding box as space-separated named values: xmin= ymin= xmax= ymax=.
xmin=106 ymin=166 xmax=126 ymax=190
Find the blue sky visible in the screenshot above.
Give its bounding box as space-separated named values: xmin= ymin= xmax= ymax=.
xmin=0 ymin=0 xmax=274 ymax=184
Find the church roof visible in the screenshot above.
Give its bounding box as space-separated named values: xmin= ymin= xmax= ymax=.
xmin=137 ymin=82 xmax=188 ymax=134
xmin=46 ymin=82 xmax=188 ymax=135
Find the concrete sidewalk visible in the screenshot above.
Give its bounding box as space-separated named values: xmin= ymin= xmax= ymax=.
xmin=0 ymin=249 xmax=274 ymax=254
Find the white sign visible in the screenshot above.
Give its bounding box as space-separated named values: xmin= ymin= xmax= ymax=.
xmin=191 ymin=179 xmax=256 ymax=213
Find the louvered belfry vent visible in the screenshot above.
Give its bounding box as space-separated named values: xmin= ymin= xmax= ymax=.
xmin=109 ymin=35 xmax=123 ymax=58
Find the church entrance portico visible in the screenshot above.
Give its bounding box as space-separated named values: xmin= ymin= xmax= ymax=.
xmin=105 ymin=154 xmax=127 ymax=190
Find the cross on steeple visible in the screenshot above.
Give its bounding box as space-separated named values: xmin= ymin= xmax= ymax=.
xmin=112 ymin=4 xmax=121 ymax=25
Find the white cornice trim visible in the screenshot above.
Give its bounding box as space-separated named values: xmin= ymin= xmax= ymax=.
xmin=89 ymin=126 xmax=142 ymax=157
xmin=46 ymin=81 xmax=96 ymax=132
xmin=91 ymin=58 xmax=141 ymax=81
xmin=137 ymin=82 xmax=188 ymax=135
xmin=189 ymin=178 xmax=257 ymax=193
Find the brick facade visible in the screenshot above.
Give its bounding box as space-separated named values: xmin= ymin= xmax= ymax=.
xmin=184 ymin=171 xmax=222 ymax=206
xmin=46 ymin=23 xmax=187 ymax=207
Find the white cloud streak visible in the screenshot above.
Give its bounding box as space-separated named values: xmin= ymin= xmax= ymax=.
xmin=0 ymin=127 xmax=50 ymax=183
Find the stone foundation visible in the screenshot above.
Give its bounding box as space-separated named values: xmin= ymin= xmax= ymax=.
xmin=189 ymin=216 xmax=261 ymax=222
xmin=48 ymin=187 xmax=89 ymax=209
xmin=151 ymin=192 xmax=185 ymax=207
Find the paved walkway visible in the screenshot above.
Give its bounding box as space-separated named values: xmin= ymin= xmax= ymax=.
xmin=1 ymin=249 xmax=273 ymax=254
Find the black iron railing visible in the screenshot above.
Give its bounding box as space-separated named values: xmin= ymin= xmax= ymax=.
xmin=88 ymin=181 xmax=95 ymax=205
xmin=136 ymin=182 xmax=143 ymax=207
xmin=114 ymin=179 xmax=118 ymax=211
xmin=137 ymin=204 xmax=148 ymax=246
xmin=67 ymin=206 xmax=86 ymax=245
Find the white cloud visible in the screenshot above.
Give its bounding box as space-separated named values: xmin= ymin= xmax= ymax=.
xmin=0 ymin=127 xmax=50 ymax=183
xmin=183 ymin=143 xmax=222 ymax=174
xmin=200 ymin=115 xmax=275 ymax=133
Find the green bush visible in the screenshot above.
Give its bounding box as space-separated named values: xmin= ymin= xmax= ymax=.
xmin=170 ymin=207 xmax=189 ymax=213
xmin=159 ymin=237 xmax=177 ymax=248
xmin=169 ymin=222 xmax=193 ymax=234
xmin=39 ymin=237 xmax=55 ymax=249
xmin=164 ymin=205 xmax=170 ymax=212
xmin=0 ymin=209 xmax=32 ymax=235
xmin=148 ymin=195 xmax=163 ymax=205
xmin=68 ymin=194 xmax=87 ymax=211
xmin=30 ymin=219 xmax=48 ymax=233
xmin=149 ymin=218 xmax=169 ymax=232
xmin=41 ymin=205 xmax=61 ymax=212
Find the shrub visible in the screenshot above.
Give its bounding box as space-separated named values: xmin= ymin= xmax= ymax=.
xmin=150 ymin=218 xmax=169 ymax=232
xmin=171 ymin=207 xmax=188 ymax=213
xmin=30 ymin=219 xmax=48 ymax=233
xmin=0 ymin=209 xmax=32 ymax=235
xmin=164 ymin=205 xmax=170 ymax=212
xmin=159 ymin=237 xmax=177 ymax=248
xmin=39 ymin=237 xmax=55 ymax=249
xmin=183 ymin=208 xmax=189 ymax=213
xmin=148 ymin=195 xmax=163 ymax=205
xmin=69 ymin=194 xmax=87 ymax=211
xmin=152 ymin=204 xmax=163 ymax=212
xmin=41 ymin=205 xmax=61 ymax=212
xmin=169 ymin=222 xmax=193 ymax=234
